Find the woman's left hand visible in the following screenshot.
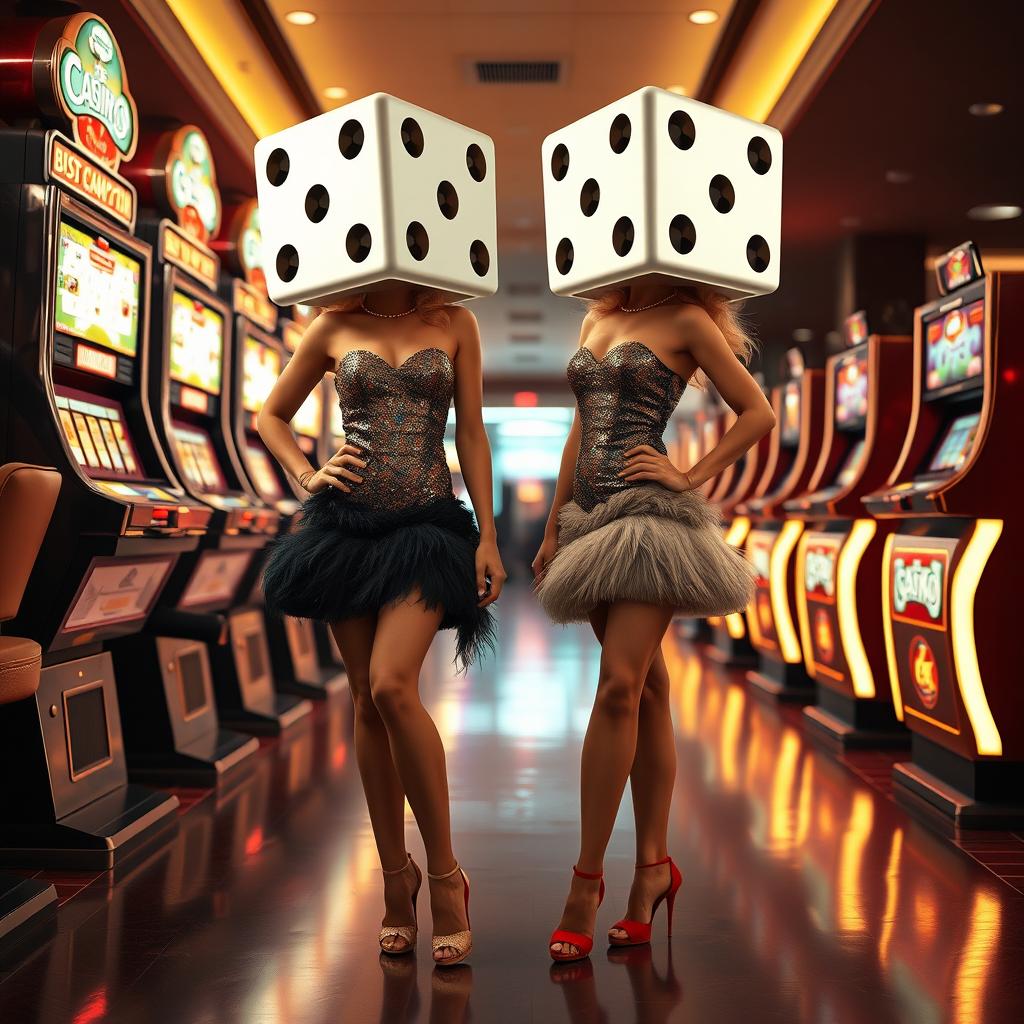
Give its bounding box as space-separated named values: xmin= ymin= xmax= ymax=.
xmin=476 ymin=539 xmax=507 ymax=607
xmin=620 ymin=444 xmax=693 ymax=492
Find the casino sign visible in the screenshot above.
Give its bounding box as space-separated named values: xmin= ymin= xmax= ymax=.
xmin=36 ymin=14 xmax=138 ymax=172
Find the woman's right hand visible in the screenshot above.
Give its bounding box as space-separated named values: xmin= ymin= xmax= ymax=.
xmin=531 ymin=532 xmax=559 ymax=581
xmin=306 ymin=444 xmax=367 ymax=494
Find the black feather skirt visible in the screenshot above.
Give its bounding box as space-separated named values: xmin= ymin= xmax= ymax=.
xmin=260 ymin=490 xmax=494 ymax=670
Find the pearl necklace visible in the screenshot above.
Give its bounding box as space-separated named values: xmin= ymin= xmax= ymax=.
xmin=620 ymin=293 xmax=673 ymax=313
xmin=361 ymin=300 xmax=417 ymax=318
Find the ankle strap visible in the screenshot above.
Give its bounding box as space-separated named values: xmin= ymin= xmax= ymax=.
xmin=572 ymin=865 xmax=603 ymax=880
xmin=635 ymin=856 xmax=671 ymax=869
xmin=427 ymin=862 xmax=461 ymax=881
xmin=381 ymin=853 xmax=412 ymax=875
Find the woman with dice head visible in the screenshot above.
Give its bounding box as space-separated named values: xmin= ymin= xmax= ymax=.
xmin=257 ymin=284 xmax=504 ymax=967
xmin=534 ymin=282 xmax=774 ymax=961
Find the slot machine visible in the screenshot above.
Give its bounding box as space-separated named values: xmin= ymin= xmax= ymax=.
xmin=0 ymin=14 xmax=193 ymax=864
xmin=112 ymin=124 xmax=301 ymax=770
xmin=864 ymin=242 xmax=1024 ymax=825
xmin=706 ymin=378 xmax=774 ymax=667
xmin=263 ymin=313 xmax=347 ymax=700
xmin=214 ymin=199 xmax=301 ymax=517
xmin=785 ymin=313 xmax=913 ymax=748
xmin=741 ymin=350 xmax=827 ymax=701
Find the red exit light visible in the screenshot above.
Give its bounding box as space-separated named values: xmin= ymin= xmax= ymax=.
xmin=514 ymin=391 xmax=538 ymax=407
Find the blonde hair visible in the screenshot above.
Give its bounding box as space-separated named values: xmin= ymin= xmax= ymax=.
xmin=587 ymin=284 xmax=755 ymax=388
xmin=316 ymin=288 xmax=452 ymax=329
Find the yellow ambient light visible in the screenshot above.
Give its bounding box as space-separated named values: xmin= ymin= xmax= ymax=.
xmin=880 ymin=534 xmax=903 ymax=721
xmin=837 ymin=519 xmax=877 ymax=698
xmin=951 ymin=520 xmax=1003 ymax=756
xmin=770 ymin=520 xmax=805 ymax=664
xmin=793 ymin=532 xmax=815 ymax=679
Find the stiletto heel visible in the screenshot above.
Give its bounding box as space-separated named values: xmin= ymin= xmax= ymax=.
xmin=429 ymin=863 xmax=472 ymax=967
xmin=549 ymin=866 xmax=605 ymax=962
xmin=608 ymin=856 xmax=682 ymax=947
xmin=379 ymin=854 xmax=422 ymax=955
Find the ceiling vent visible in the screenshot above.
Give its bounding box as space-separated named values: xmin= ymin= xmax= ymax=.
xmin=510 ymin=333 xmax=542 ymax=344
xmin=507 ymin=282 xmax=543 ymax=296
xmin=473 ymin=60 xmax=563 ymax=84
xmin=508 ymin=310 xmax=543 ymax=323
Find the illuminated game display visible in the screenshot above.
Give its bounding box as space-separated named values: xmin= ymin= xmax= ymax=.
xmin=834 ymin=351 xmax=868 ymax=427
xmin=55 ymin=220 xmax=141 ymax=358
xmin=928 ymin=412 xmax=981 ymax=475
xmin=242 ymin=336 xmax=281 ymax=414
xmin=925 ymin=299 xmax=984 ymax=394
xmin=169 ymin=290 xmax=223 ymax=394
xmin=780 ymin=381 xmax=801 ymax=443
xmin=292 ymin=386 xmax=323 ymax=440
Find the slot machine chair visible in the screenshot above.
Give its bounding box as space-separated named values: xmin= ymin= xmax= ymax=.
xmin=0 ymin=463 xmax=61 ymax=940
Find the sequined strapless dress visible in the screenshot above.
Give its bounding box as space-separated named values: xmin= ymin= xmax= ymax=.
xmin=536 ymin=342 xmax=754 ymax=624
xmin=261 ymin=348 xmax=493 ymax=668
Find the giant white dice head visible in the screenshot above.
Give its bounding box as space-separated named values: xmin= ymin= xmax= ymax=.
xmin=541 ymin=87 xmax=782 ymax=300
xmin=255 ymin=93 xmax=498 ymax=306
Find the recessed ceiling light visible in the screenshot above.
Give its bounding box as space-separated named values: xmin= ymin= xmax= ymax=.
xmin=969 ymin=102 xmax=1004 ymax=117
xmin=285 ymin=10 xmax=317 ymax=26
xmin=667 ymin=85 xmax=688 ymax=95
xmin=967 ymin=203 xmax=1022 ymax=221
xmin=885 ymin=169 xmax=913 ymax=184
xmin=688 ymin=9 xmax=720 ymax=24
xmin=792 ymin=328 xmax=813 ymax=343
xmin=324 ymin=86 xmax=348 ymax=100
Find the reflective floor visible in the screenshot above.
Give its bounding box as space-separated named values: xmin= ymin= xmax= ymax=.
xmin=2 ymin=585 xmax=1023 ymax=1023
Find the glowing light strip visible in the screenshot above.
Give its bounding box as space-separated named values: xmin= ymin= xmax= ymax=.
xmin=880 ymin=534 xmax=904 ymax=721
xmin=726 ymin=613 xmax=746 ymax=640
xmin=725 ymin=515 xmax=752 ymax=548
xmin=793 ymin=532 xmax=816 ymax=679
xmin=836 ymin=519 xmax=877 ymax=698
xmin=713 ymin=0 xmax=841 ymax=122
xmin=951 ymin=520 xmax=1003 ymax=756
xmin=770 ymin=520 xmax=805 ymax=664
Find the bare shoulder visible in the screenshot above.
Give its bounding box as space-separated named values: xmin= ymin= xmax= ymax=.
xmin=672 ymin=301 xmax=718 ymax=347
xmin=447 ymin=303 xmax=478 ymax=330
xmin=579 ymin=308 xmax=600 ymax=343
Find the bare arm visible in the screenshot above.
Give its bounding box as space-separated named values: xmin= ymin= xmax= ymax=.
xmin=257 ymin=313 xmax=365 ymax=494
xmin=451 ymin=308 xmax=506 ymax=605
xmin=622 ymin=306 xmax=775 ymax=492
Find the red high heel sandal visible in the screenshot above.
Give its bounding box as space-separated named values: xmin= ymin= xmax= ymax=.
xmin=608 ymin=856 xmax=683 ymax=947
xmin=549 ymin=866 xmax=605 ymax=962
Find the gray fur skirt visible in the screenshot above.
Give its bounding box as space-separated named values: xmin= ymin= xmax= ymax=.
xmin=535 ymin=485 xmax=756 ymax=624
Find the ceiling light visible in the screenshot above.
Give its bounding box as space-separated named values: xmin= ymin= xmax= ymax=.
xmin=967 ymin=204 xmax=1022 ymax=221
xmin=668 ymin=85 xmax=688 ymax=95
xmin=688 ymin=9 xmax=720 ymax=24
xmin=839 ymin=215 xmax=861 ymax=228
xmin=885 ymin=169 xmax=913 ymax=184
xmin=968 ymin=102 xmax=1004 ymax=117
xmin=792 ymin=328 xmax=813 ymax=343
xmin=285 ymin=11 xmax=317 ymax=26
xmin=324 ymin=86 xmax=348 ymax=100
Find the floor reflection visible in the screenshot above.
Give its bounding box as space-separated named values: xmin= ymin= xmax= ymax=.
xmin=0 ymin=586 xmax=1021 ymax=1022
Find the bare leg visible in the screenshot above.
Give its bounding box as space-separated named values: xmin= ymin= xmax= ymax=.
xmin=369 ymin=592 xmax=466 ymax=963
xmin=551 ymin=601 xmax=674 ymax=957
xmin=332 ymin=616 xmax=418 ymax=952
xmin=586 ymin=614 xmax=677 ymax=940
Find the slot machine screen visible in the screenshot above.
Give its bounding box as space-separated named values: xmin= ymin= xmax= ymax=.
xmin=171 ymin=422 xmax=227 ymax=494
xmin=928 ymin=412 xmax=981 ymax=474
xmin=242 ymin=337 xmax=281 ymax=413
xmin=834 ymin=351 xmax=868 ymax=429
xmin=170 ymin=290 xmax=224 ymax=394
xmin=780 ymin=382 xmax=801 ymax=444
xmin=55 ymin=389 xmax=142 ymax=478
xmin=925 ymin=299 xmax=984 ymax=395
xmin=61 ymin=556 xmax=174 ymax=633
xmin=245 ymin=442 xmax=284 ymax=501
xmin=292 ymin=386 xmax=323 ymax=439
xmin=178 ymin=649 xmax=208 ymax=717
xmin=65 ymin=684 xmax=111 ymax=778
xmin=179 ymin=550 xmax=253 ymax=608
xmin=54 ymin=220 xmax=141 ymax=357
xmin=835 ymin=439 xmax=866 ymax=488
